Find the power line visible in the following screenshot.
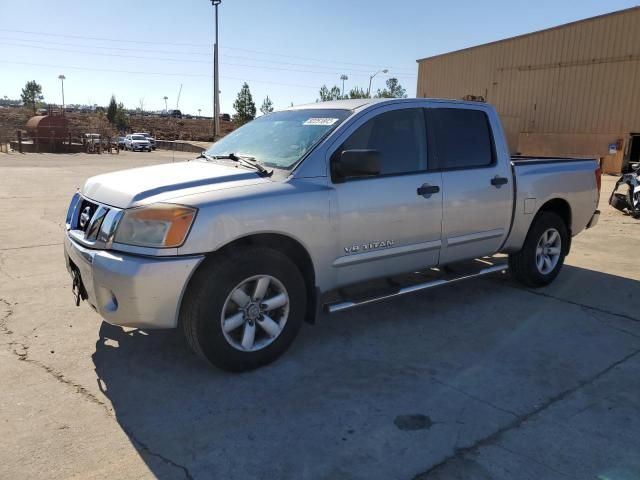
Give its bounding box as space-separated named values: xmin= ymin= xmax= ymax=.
xmin=0 ymin=60 xmax=322 ymax=89
xmin=1 ymin=41 xmax=416 ymax=78
xmin=0 ymin=28 xmax=417 ymax=73
xmin=0 ymin=36 xmax=417 ymax=75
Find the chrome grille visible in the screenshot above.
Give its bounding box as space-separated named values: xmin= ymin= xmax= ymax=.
xmin=66 ymin=194 xmax=122 ymax=249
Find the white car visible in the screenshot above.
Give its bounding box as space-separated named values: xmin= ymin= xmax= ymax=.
xmin=133 ymin=132 xmax=156 ymax=150
xmin=124 ymin=134 xmax=151 ymax=152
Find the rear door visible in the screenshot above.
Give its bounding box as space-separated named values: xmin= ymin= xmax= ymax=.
xmin=427 ymin=105 xmax=512 ymax=264
xmin=328 ymin=104 xmax=443 ymax=287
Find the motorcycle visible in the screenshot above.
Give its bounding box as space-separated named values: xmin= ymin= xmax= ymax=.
xmin=609 ymin=162 xmax=640 ymax=218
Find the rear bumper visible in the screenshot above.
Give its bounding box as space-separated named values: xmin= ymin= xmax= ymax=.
xmin=586 ymin=209 xmax=600 ymax=229
xmin=64 ymin=233 xmax=204 ymax=329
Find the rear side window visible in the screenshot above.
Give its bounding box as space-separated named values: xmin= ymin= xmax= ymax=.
xmin=430 ymin=108 xmax=494 ymax=169
xmin=340 ymin=108 xmax=427 ymax=175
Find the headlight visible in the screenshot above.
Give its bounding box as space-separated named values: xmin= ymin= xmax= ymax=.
xmin=114 ymin=203 xmax=197 ymax=248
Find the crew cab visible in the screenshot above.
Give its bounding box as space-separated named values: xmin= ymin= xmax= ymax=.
xmin=64 ymin=98 xmax=601 ymax=371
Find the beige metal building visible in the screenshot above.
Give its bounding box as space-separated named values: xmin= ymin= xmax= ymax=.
xmin=416 ymin=7 xmax=640 ymax=173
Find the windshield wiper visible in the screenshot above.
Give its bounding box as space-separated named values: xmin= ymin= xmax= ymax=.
xmin=210 ymin=153 xmax=273 ymax=176
xmin=196 ymin=152 xmax=214 ymax=161
xmin=197 ymin=152 xmax=273 ymax=176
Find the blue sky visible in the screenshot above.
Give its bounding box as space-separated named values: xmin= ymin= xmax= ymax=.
xmin=0 ymin=0 xmax=637 ymax=116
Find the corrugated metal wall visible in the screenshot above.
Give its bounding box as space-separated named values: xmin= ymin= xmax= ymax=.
xmin=417 ymin=7 xmax=640 ymax=141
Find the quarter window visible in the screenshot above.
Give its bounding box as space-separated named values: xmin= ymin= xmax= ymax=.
xmin=430 ymin=108 xmax=494 ymax=169
xmin=338 ymin=108 xmax=427 ymax=176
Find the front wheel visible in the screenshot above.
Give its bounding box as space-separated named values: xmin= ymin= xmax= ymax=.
xmin=180 ymin=247 xmax=307 ymax=371
xmin=509 ymin=211 xmax=568 ymax=287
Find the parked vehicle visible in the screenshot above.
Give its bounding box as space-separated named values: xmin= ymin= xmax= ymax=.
xmin=64 ymin=98 xmax=601 ymax=371
xmin=123 ymin=134 xmax=151 ymax=151
xmin=219 ymin=113 xmax=231 ymax=122
xmin=82 ymin=133 xmax=102 ymax=145
xmin=133 ymin=132 xmax=156 ymax=150
xmin=117 ymin=136 xmax=126 ymax=149
xmin=167 ymin=109 xmax=182 ymax=119
xmin=609 ymin=162 xmax=640 ymax=218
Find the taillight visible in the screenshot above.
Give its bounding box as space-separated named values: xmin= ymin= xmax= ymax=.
xmin=595 ymin=166 xmax=602 ymax=202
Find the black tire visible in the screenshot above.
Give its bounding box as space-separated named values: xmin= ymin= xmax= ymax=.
xmin=508 ymin=211 xmax=568 ymax=288
xmin=180 ymin=247 xmax=307 ymax=371
xmin=610 ymin=192 xmax=630 ymax=213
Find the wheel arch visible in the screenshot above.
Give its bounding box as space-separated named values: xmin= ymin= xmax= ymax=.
xmin=534 ymin=198 xmax=572 ymax=254
xmin=204 ymin=232 xmax=319 ymax=324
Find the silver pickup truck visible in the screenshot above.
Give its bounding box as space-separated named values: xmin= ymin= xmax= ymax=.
xmin=64 ymin=98 xmax=601 ymax=371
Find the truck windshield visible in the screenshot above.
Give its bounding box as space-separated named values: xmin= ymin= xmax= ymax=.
xmin=205 ymin=109 xmax=351 ymax=170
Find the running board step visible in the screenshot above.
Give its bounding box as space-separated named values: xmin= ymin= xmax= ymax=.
xmin=324 ymin=263 xmax=509 ymax=314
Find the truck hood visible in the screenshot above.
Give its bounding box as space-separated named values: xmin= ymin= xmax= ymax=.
xmin=82 ymin=160 xmax=272 ymax=208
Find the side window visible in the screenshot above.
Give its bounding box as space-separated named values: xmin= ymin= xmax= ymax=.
xmin=339 ymin=108 xmax=427 ymax=176
xmin=430 ymin=108 xmax=494 ymax=169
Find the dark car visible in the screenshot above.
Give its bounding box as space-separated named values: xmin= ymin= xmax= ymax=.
xmin=168 ymin=109 xmax=182 ymax=119
xmin=219 ymin=113 xmax=231 ymax=122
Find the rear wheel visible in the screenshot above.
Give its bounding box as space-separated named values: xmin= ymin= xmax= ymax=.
xmin=509 ymin=211 xmax=568 ymax=287
xmin=180 ymin=247 xmax=307 ymax=371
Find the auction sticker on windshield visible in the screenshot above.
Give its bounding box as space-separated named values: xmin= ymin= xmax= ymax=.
xmin=303 ymin=118 xmax=339 ymax=126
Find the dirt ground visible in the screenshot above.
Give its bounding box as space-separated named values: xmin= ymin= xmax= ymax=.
xmin=1 ymin=152 xmax=639 ymax=479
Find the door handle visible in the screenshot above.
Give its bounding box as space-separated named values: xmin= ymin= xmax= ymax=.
xmin=491 ymin=176 xmax=508 ymax=187
xmin=417 ymin=184 xmax=440 ymax=197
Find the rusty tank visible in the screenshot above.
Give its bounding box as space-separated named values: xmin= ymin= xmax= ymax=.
xmin=25 ymin=112 xmax=68 ymax=148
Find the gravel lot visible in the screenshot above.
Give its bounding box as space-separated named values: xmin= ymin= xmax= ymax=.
xmin=1 ymin=151 xmax=639 ymax=479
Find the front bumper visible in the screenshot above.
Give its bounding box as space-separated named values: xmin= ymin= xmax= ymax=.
xmin=64 ymin=233 xmax=204 ymax=328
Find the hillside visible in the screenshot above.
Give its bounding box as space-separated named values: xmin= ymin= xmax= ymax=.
xmin=0 ymin=107 xmax=235 ymax=143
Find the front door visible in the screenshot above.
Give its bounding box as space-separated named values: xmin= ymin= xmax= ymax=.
xmin=329 ymin=105 xmax=443 ymax=287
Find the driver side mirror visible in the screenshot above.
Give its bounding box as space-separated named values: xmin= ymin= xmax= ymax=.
xmin=331 ymin=149 xmax=381 ymax=183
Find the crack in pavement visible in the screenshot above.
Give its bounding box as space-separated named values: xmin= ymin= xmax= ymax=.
xmin=413 ymin=348 xmax=640 ymax=479
xmin=0 ymin=297 xmax=194 ymax=480
xmin=511 ymin=284 xmax=640 ymax=323
xmin=431 ymin=377 xmax=520 ymax=419
xmin=580 ymin=307 xmax=640 ymax=340
xmin=0 ymin=242 xmax=63 ymax=251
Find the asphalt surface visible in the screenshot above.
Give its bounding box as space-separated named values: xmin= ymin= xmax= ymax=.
xmin=1 ymin=151 xmax=639 ymax=480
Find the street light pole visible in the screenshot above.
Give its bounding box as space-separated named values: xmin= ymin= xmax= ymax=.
xmin=58 ymin=75 xmax=66 ymax=113
xmin=211 ymin=0 xmax=221 ymax=140
xmin=367 ymin=69 xmax=388 ymax=98
xmin=163 ymin=96 xmax=168 ymax=112
xmin=340 ymin=74 xmax=348 ymax=97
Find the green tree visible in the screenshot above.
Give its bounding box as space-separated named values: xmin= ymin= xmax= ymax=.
xmin=114 ymin=102 xmax=129 ymax=131
xmin=348 ymin=87 xmax=369 ymax=99
xmin=21 ymin=80 xmax=43 ymax=114
xmin=106 ymin=95 xmax=118 ymax=124
xmin=318 ymin=85 xmax=343 ymax=102
xmin=233 ymin=82 xmax=256 ymax=125
xmin=260 ymin=95 xmax=274 ymax=115
xmin=375 ymin=77 xmax=407 ymax=98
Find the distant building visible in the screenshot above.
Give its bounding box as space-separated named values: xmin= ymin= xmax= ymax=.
xmin=416 ymin=7 xmax=640 ymax=173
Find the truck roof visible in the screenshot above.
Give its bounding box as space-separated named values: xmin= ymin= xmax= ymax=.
xmin=284 ymin=97 xmax=492 ymax=112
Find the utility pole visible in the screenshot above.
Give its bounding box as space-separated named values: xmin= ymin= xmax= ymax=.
xmin=198 ymin=108 xmax=202 ymax=118
xmin=58 ymin=75 xmax=66 ymax=113
xmin=367 ymin=69 xmax=388 ymax=98
xmin=340 ymin=74 xmax=348 ymax=97
xmin=211 ymin=0 xmax=221 ymax=140
xmin=163 ymin=96 xmax=168 ymax=112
